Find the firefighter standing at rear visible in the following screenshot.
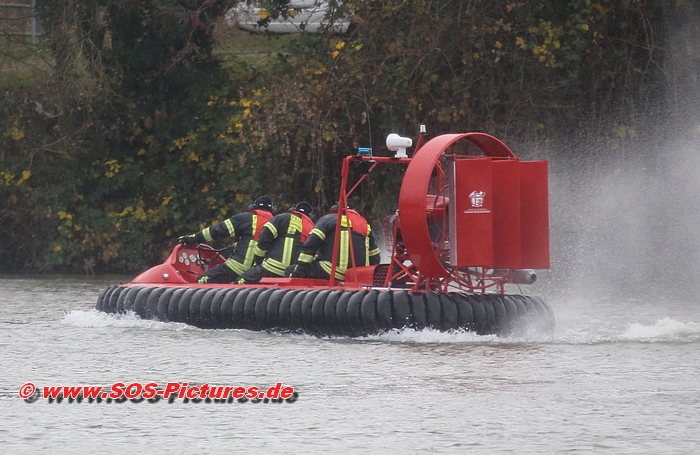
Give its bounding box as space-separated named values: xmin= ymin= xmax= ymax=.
xmin=292 ymin=201 xmax=381 ymax=280
xmin=237 ymin=202 xmax=315 ymax=284
xmin=178 ymin=196 xmax=275 ymax=283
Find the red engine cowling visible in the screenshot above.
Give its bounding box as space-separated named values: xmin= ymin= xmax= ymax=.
xmin=395 ymin=132 xmax=550 ymax=291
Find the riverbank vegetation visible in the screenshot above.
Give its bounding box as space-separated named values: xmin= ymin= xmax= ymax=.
xmin=1 ymin=0 xmax=698 ymax=274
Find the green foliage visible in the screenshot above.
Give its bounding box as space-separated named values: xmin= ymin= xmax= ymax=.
xmin=230 ymin=0 xmax=670 ymax=223
xmin=0 ymin=0 xmax=695 ymax=274
xmin=1 ymin=0 xmax=241 ymax=273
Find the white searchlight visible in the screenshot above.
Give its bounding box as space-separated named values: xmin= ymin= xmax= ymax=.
xmin=386 ymin=133 xmax=412 ymax=158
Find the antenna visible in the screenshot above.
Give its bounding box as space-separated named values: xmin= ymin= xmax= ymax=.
xmin=359 ymin=63 xmax=372 ymax=152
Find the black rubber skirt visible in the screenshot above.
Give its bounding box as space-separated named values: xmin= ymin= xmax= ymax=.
xmin=95 ymin=286 xmax=555 ymax=337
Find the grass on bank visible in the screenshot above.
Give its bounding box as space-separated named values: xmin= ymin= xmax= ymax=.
xmin=0 ymin=21 xmax=292 ymax=90
xmin=0 ymin=35 xmax=51 ymax=88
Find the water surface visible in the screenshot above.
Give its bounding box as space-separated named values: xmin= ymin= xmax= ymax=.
xmin=1 ymin=276 xmax=698 ymax=454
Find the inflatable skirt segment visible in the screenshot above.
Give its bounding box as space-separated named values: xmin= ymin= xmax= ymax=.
xmin=95 ymin=286 xmax=555 ymax=337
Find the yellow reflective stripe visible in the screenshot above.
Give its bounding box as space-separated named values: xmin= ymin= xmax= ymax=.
xmin=226 ymin=241 xmax=258 ymax=274
xmin=289 ymin=215 xmax=302 ymax=234
xmin=298 ymin=253 xmax=314 ymax=263
xmin=202 ymin=227 xmax=214 ymax=243
xmin=265 ymin=221 xmax=278 ymax=238
xmin=224 ymin=219 xmax=235 ymax=237
xmin=369 ymin=248 xmax=381 ymax=256
xmin=281 ymin=237 xmax=294 ymax=265
xmin=339 ymin=230 xmax=349 ymax=271
xmin=320 ymin=261 xmax=332 ymax=274
xmin=282 ymin=216 xmax=301 ymax=265
xmin=310 ymin=228 xmax=326 ymax=241
xmin=242 ymin=240 xmax=257 ymax=268
xmin=251 ymin=214 xmax=258 ymax=237
xmin=255 ymin=223 xmax=275 ymax=258
xmin=364 ymin=236 xmax=371 ymax=266
xmin=262 ymin=258 xmax=287 ymax=276
xmin=225 ymin=258 xmax=247 ymax=275
xmin=320 ymin=260 xmax=345 ymax=280
xmin=340 ymin=215 xmax=350 ymax=228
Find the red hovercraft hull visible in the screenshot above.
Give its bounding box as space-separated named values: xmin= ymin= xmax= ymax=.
xmin=96 ymin=131 xmax=555 ymax=337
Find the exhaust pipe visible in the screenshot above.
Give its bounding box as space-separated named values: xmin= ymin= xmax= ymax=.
xmin=492 ymin=269 xmax=537 ymax=285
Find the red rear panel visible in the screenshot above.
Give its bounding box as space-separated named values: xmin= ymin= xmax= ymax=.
xmin=492 ymin=160 xmax=522 ymax=268
xmin=519 ymin=161 xmax=550 ymax=268
xmin=450 ymin=159 xmax=494 ymax=267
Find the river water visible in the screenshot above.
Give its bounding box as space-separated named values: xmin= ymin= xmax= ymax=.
xmin=1 ymin=275 xmax=698 ymax=454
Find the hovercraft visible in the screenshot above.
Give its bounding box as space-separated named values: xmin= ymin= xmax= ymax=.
xmin=96 ymin=129 xmax=555 ymax=337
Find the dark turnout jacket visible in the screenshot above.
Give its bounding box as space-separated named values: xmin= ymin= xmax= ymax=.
xmin=193 ymin=209 xmax=273 ymax=275
xmin=298 ymin=209 xmax=381 ymax=280
xmin=254 ymin=211 xmax=315 ymax=277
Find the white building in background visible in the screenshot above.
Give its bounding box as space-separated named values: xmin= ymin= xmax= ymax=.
xmin=226 ymin=0 xmax=350 ymax=34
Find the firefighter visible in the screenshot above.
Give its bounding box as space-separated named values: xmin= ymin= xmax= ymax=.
xmin=290 ymin=200 xmax=381 ymax=280
xmin=236 ymin=202 xmax=315 ymax=284
xmin=178 ymin=196 xmax=275 ymax=283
